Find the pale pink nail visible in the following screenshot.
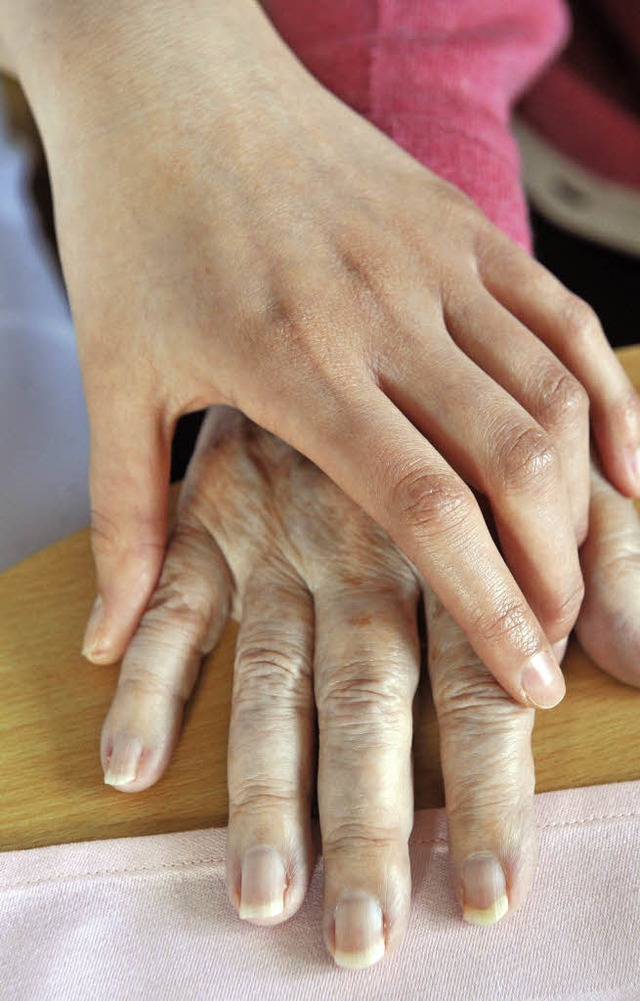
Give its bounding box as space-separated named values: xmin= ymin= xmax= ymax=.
xmin=333 ymin=892 xmax=385 ymax=969
xmin=521 ymin=650 xmax=565 ymax=709
xmin=103 ymin=734 xmax=143 ymax=788
xmin=239 ymin=847 xmax=286 ymax=920
xmin=461 ymin=853 xmax=508 ymax=925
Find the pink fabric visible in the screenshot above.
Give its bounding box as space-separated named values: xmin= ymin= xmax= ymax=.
xmin=2 ymin=782 xmax=640 ymax=999
xmin=264 ymin=0 xmax=569 ymax=248
xmin=519 ymin=0 xmax=640 ymax=190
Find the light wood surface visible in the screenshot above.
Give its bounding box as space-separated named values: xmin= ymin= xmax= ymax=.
xmin=3 ymin=347 xmax=640 ymax=852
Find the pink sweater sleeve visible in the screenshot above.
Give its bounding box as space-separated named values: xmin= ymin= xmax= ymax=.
xmin=263 ymin=0 xmax=569 ymax=250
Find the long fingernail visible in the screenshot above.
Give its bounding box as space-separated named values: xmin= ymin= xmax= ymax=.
xmin=239 ymin=847 xmax=286 ymax=920
xmin=103 ymin=734 xmax=143 ymax=787
xmin=461 ymin=853 xmax=508 ymax=926
xmin=333 ymin=892 xmax=385 ymax=969
xmin=521 ymin=650 xmax=565 ymax=709
xmin=82 ymin=595 xmax=111 ymax=662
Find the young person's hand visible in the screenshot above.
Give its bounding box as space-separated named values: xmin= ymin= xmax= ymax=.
xmin=100 ymin=410 xmax=640 ymax=967
xmin=3 ymin=0 xmax=640 ymax=708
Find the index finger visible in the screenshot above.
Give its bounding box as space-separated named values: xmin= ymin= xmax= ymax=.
xmin=301 ymin=387 xmax=566 ymax=710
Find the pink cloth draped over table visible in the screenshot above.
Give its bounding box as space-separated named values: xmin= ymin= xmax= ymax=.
xmin=263 ymin=0 xmax=569 ymax=249
xmin=2 ymin=783 xmax=639 ymax=1000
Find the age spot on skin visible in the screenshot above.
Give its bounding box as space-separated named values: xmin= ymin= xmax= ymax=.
xmin=347 ymin=613 xmax=373 ymax=627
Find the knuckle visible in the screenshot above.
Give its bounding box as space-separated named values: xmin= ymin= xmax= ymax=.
xmin=472 ymin=598 xmax=532 ymax=649
xmin=229 ymin=782 xmax=299 ymax=815
xmin=446 ymin=784 xmax=534 ymax=830
xmin=390 ymin=467 xmax=472 ymax=537
xmin=90 ymin=508 xmax=122 ymax=560
xmin=119 ymin=664 xmax=188 ymax=706
xmin=495 ymin=425 xmax=559 ymax=493
xmin=539 ymin=576 xmax=585 ymax=633
xmin=322 ymin=821 xmax=407 ymax=859
xmin=594 ymin=548 xmax=640 ymax=590
xmin=561 ymin=295 xmax=602 ymax=346
xmin=534 ymin=368 xmax=589 ymax=432
xmin=433 ymin=669 xmax=530 ymax=731
xmin=90 ymin=508 xmax=164 ymax=566
xmin=144 ymin=575 xmax=214 ymax=635
xmin=234 ymin=643 xmax=311 ymax=696
xmin=316 ymin=663 xmax=411 ymax=735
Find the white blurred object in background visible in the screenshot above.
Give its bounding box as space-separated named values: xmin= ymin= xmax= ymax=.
xmin=0 ymin=92 xmax=89 ymax=571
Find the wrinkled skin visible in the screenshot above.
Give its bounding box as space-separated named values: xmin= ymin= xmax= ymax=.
xmin=3 ymin=0 xmax=640 ymax=708
xmin=101 ymin=410 xmax=640 ymax=968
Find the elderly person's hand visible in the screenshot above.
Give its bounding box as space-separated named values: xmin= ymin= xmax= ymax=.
xmin=2 ymin=0 xmax=639 ymax=711
xmin=100 ymin=409 xmax=640 ymax=968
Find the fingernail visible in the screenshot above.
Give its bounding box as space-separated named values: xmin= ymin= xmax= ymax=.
xmin=627 ymin=446 xmax=640 ymax=493
xmin=521 ymin=650 xmax=565 ymax=709
xmin=103 ymin=734 xmax=143 ymax=787
xmin=333 ymin=892 xmax=385 ymax=969
xmin=552 ymin=637 xmax=569 ymax=664
xmin=239 ymin=847 xmax=286 ymax=920
xmin=461 ymin=852 xmax=508 ymax=926
xmin=82 ymin=595 xmax=110 ymax=661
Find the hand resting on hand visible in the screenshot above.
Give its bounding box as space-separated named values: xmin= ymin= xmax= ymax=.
xmin=100 ymin=409 xmax=640 ymax=968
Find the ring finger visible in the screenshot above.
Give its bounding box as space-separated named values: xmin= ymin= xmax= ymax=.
xmin=424 ymin=585 xmax=538 ymax=923
xmin=444 ymin=287 xmax=590 ymax=544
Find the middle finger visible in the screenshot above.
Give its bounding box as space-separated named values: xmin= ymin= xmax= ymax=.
xmin=424 ymin=585 xmax=537 ymax=925
xmin=314 ymin=576 xmax=421 ymax=969
xmin=226 ymin=565 xmax=316 ymax=926
xmin=380 ymin=335 xmax=584 ymax=645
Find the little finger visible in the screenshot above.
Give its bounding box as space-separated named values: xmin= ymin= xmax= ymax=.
xmin=575 ymin=460 xmax=640 ymax=686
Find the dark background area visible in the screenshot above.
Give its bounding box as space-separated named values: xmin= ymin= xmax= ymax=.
xmin=531 ymin=209 xmax=639 ymax=351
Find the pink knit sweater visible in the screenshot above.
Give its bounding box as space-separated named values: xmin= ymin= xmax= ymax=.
xmin=264 ymin=0 xmax=569 ymax=250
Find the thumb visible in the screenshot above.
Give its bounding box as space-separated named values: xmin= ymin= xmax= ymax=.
xmin=82 ymin=399 xmax=172 ymax=664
